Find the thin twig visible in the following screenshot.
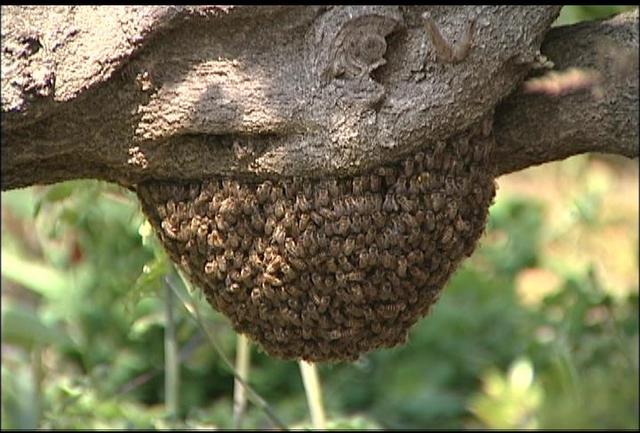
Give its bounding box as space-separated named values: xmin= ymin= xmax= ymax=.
xmin=164 ymin=277 xmax=180 ymax=423
xmin=299 ymin=361 xmax=327 ymax=429
xmin=31 ymin=345 xmax=43 ymax=426
xmin=168 ymin=270 xmax=289 ymax=430
xmin=116 ymin=333 xmax=203 ymax=397
xmin=233 ymin=334 xmax=252 ymax=429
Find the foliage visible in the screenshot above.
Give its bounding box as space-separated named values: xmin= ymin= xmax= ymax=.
xmin=2 ymin=6 xmax=637 ymax=430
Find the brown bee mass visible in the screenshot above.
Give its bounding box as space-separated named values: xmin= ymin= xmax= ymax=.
xmin=137 ymin=121 xmax=496 ymax=362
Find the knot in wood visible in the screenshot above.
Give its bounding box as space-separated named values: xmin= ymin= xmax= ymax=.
xmin=314 ymin=6 xmax=403 ymax=82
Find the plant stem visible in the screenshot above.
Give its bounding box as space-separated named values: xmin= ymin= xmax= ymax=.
xmin=233 ymin=334 xmax=251 ymax=429
xmin=164 ymin=278 xmax=180 ymax=423
xmin=169 ymin=271 xmax=289 ymax=430
xmin=30 ymin=345 xmax=43 ymax=427
xmin=299 ymin=361 xmax=326 ymax=430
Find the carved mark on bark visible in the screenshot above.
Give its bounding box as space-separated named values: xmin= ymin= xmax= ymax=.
xmin=422 ymin=12 xmax=476 ymax=64
xmin=314 ymin=6 xmax=404 ymax=83
xmin=327 ymin=15 xmax=399 ymax=80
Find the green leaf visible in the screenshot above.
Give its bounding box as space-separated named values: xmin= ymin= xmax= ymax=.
xmin=124 ymin=255 xmax=170 ymax=312
xmin=1 ymin=304 xmax=71 ymax=349
xmin=1 ymin=365 xmax=40 ymax=429
xmin=1 ymin=250 xmax=70 ymax=300
xmin=33 ymin=182 xmax=81 ymax=217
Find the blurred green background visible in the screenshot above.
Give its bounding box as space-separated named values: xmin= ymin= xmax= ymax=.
xmin=2 ymin=6 xmax=638 ymax=430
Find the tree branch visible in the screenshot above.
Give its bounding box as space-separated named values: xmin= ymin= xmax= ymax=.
xmin=5 ymin=9 xmax=637 ymax=190
xmin=493 ymin=9 xmax=639 ymax=176
xmin=2 ymin=6 xmax=561 ymax=191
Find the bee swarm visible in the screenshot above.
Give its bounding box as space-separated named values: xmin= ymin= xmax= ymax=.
xmin=137 ymin=122 xmax=496 ymax=362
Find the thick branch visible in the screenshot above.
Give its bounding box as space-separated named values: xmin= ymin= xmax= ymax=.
xmin=2 ymin=6 xmax=560 ymax=191
xmin=493 ymin=9 xmax=639 ymax=176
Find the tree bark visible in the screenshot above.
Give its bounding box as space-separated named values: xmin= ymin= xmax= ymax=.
xmin=493 ymin=9 xmax=639 ymax=176
xmin=1 ymin=6 xmax=638 ymax=191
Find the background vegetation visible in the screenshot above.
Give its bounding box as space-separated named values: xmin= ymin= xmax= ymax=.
xmin=2 ymin=6 xmax=638 ymax=430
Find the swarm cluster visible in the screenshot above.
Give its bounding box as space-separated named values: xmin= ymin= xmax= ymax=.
xmin=138 ymin=125 xmax=496 ymax=362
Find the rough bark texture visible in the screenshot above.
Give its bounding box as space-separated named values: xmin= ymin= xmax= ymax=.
xmin=0 ymin=5 xmax=563 ymax=190
xmin=3 ymin=7 xmax=637 ymax=191
xmin=494 ymin=8 xmax=639 ymax=175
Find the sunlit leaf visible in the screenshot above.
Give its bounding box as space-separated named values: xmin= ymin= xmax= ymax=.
xmin=1 ymin=250 xmax=70 ymax=300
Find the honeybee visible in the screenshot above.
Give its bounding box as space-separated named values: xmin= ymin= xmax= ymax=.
xmin=228 ymin=269 xmax=242 ymax=283
xmin=318 ymin=207 xmax=334 ymax=221
xmin=315 ymin=188 xmax=329 ymax=208
xmin=204 ymin=260 xmax=218 ymax=275
xmin=310 ymin=272 xmax=324 ymax=288
xmin=349 ymin=284 xmax=364 ymax=302
xmin=281 ymin=263 xmax=297 ymax=282
xmin=260 ymin=272 xmax=282 ymax=287
xmin=273 ymin=201 xmax=286 ymax=220
xmin=283 ymin=179 xmax=298 ymax=200
xmin=336 ymin=216 xmax=351 ymax=236
xmin=346 ymin=270 xmax=366 ymax=282
xmin=301 ymin=326 xmax=314 ymax=339
xmin=284 ymin=308 xmax=302 ymax=326
xmin=352 ymin=177 xmax=364 ymax=195
xmin=403 ymin=158 xmax=415 ymax=177
xmin=266 ymin=255 xmax=285 ymax=274
xmin=271 ymin=225 xmax=286 ymax=246
xmin=371 ymin=321 xmax=382 ymax=334
xmin=441 ymin=226 xmax=454 ymax=245
xmin=370 ymin=174 xmax=382 ymax=192
xmin=409 ymin=266 xmax=428 ymax=284
xmin=256 ymin=181 xmax=272 ymax=204
xmin=327 ymin=179 xmax=341 ymax=198
xmin=371 ymin=211 xmax=386 ymax=229
xmin=397 ymin=257 xmax=408 ymax=278
xmin=264 ymin=216 xmax=276 ymax=236
xmin=331 ymin=201 xmax=345 ymax=219
xmin=329 ymin=238 xmax=341 ymax=256
xmin=377 ymin=303 xmax=405 ymax=319
xmin=313 ymin=294 xmax=330 ymax=313
xmin=424 ymin=210 xmax=436 ymax=231
xmin=157 ymin=203 xmax=168 ymax=220
xmin=342 ymin=237 xmax=355 ymax=256
xmin=328 ymin=329 xmax=342 ymax=340
xmin=295 ymin=193 xmax=311 ymax=213
xmin=239 ymin=265 xmax=253 ymax=282
xmin=161 ymin=220 xmax=178 ymax=239
xmin=310 ymin=211 xmax=323 ymax=226
xmin=358 ymin=251 xmax=369 ymax=269
xmin=289 ymin=255 xmax=307 ymax=272
xmin=238 ymin=197 xmax=252 ymax=216
xmin=362 ymin=305 xmax=375 ymax=320
xmin=381 ymin=251 xmax=394 ymax=269
xmin=298 ymin=213 xmax=311 ymax=232
xmin=377 ymin=166 xmax=396 ymax=187
xmin=315 ymin=231 xmax=329 ymax=249
xmin=332 ymin=309 xmax=346 ymax=325
xmin=225 ymin=232 xmax=240 ymax=250
xmin=269 ymin=185 xmax=284 ymax=203
xmin=323 ymin=220 xmax=335 ymax=237
xmin=338 ymin=256 xmax=354 ymax=272
xmin=379 ymin=283 xmax=393 ymax=301
xmin=287 ymin=295 xmax=300 ymax=309
xmin=396 ymin=196 xmax=415 ymax=213
xmin=383 ymin=194 xmax=399 ymax=212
